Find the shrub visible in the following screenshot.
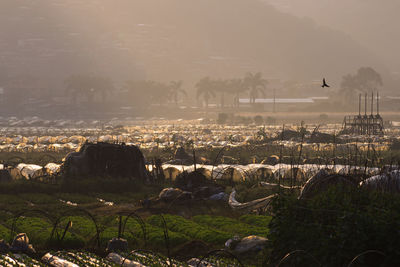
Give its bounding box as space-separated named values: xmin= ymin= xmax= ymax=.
xmin=147 ymin=215 xmax=231 ymax=244
xmin=319 ymin=113 xmax=329 ymax=121
xmin=192 ymin=215 xmax=269 ymax=237
xmin=266 ymin=187 xmax=400 ymax=266
xmin=265 ymin=116 xmax=276 ymax=125
xmin=239 ymin=215 xmax=272 ymax=228
xmin=217 ymin=113 xmax=229 ymax=124
xmin=253 ymin=115 xmax=264 ymax=125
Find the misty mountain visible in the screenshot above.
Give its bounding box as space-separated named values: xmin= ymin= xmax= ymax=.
xmin=264 ymin=0 xmax=400 ymax=73
xmin=0 ymin=0 xmax=385 ymax=91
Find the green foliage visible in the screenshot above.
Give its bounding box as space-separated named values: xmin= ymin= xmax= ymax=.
xmin=6 ymin=217 xmax=52 ymax=245
xmin=0 ymin=223 xmax=10 ymax=241
xmin=147 ymin=214 xmax=231 ymax=244
xmin=239 ymin=215 xmax=272 ymax=228
xmin=122 ymin=219 xmax=189 ymax=249
xmin=192 ymin=215 xmax=269 ymax=237
xmin=267 ymin=187 xmax=400 ymax=266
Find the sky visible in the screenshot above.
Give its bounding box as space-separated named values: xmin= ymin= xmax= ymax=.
xmin=0 ymin=0 xmax=398 ymax=92
xmin=264 ymin=0 xmax=400 ymax=73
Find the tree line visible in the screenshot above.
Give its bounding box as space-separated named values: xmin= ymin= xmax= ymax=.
xmin=64 ymin=72 xmax=268 ymax=109
xmin=64 ymin=67 xmax=383 ymax=109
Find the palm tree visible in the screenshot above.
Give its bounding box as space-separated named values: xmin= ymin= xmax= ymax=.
xmin=65 ymin=75 xmax=80 ymax=105
xmin=65 ymin=74 xmax=92 ymax=105
xmin=65 ymin=74 xmax=113 ymax=105
xmin=168 ymin=80 xmax=187 ymax=106
xmin=150 ymin=82 xmax=169 ymax=106
xmin=195 ymin=77 xmax=216 ymax=109
xmin=244 ymin=72 xmax=268 ymax=104
xmin=227 ymin=78 xmax=247 ymax=108
xmin=91 ymin=76 xmax=113 ymax=103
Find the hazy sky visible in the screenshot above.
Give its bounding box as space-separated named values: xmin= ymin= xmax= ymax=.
xmin=264 ymin=0 xmax=400 ymax=73
xmin=0 ymin=0 xmax=397 ymax=92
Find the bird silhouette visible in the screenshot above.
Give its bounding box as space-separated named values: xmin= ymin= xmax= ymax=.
xmin=321 ymin=78 xmax=330 ymax=88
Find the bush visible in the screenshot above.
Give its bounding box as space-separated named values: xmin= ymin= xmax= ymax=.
xmin=253 ymin=115 xmax=264 ymax=125
xmin=390 ymin=139 xmax=400 ymax=150
xmin=265 ymin=116 xmax=276 ymax=125
xmin=239 ymin=215 xmax=272 ymax=228
xmin=217 ymin=113 xmax=229 ymax=124
xmin=192 ymin=215 xmax=269 ymax=237
xmin=319 ymin=113 xmax=329 ymax=121
xmin=266 ymin=187 xmax=400 ymax=266
xmin=147 ymin=214 xmax=231 ymax=244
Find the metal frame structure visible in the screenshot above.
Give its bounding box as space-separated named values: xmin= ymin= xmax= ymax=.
xmin=342 ymin=92 xmax=384 ymax=135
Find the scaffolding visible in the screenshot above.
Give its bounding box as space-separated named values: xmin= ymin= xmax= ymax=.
xmin=342 ymin=92 xmax=384 ymax=135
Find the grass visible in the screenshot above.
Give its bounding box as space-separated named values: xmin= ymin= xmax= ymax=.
xmin=147 ymin=214 xmax=232 ymax=245
xmin=192 ymin=215 xmax=269 ymax=237
xmin=239 ymin=214 xmax=272 ymax=228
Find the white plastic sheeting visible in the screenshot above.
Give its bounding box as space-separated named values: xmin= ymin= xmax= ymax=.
xmin=360 ymin=170 xmax=400 ymax=193
xmin=17 ymin=163 xmax=43 ymax=179
xmin=148 ymin=163 xmax=380 ymax=182
xmin=42 ymin=253 xmax=79 ymax=267
xmin=228 ymin=189 xmax=276 ymax=211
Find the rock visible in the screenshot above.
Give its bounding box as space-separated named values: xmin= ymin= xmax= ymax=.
xmin=159 ymin=188 xmax=192 ymax=201
xmin=11 ymin=233 xmax=35 ymax=254
xmin=225 ymin=235 xmax=241 ymax=249
xmin=209 ymin=192 xmax=228 ymax=201
xmin=107 ymin=237 xmax=128 ymax=252
xmin=107 ymin=252 xmax=145 ymax=267
xmin=0 ymin=239 xmax=10 ymax=253
xmin=231 ymin=235 xmax=268 ymax=254
xmin=192 ymin=185 xmax=224 ymax=199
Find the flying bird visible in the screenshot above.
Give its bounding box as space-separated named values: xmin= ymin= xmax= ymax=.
xmin=321 ymin=78 xmax=330 ymax=88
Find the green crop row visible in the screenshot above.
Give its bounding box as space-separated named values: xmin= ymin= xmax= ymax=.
xmin=239 ymin=214 xmax=272 ymax=228
xmin=192 ymin=215 xmax=269 ymax=237
xmin=147 ymin=214 xmax=232 ymax=245
xmin=0 ymin=214 xmax=271 ymax=252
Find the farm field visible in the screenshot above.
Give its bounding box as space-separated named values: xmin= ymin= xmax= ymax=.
xmin=0 ymin=119 xmax=399 ymax=266
xmin=2 ymin=0 xmax=400 ymax=265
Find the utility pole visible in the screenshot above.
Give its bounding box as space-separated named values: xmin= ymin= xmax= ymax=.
xmin=273 ymin=88 xmax=276 ymax=113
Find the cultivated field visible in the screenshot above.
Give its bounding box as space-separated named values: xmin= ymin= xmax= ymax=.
xmin=0 ymin=118 xmax=399 ymax=266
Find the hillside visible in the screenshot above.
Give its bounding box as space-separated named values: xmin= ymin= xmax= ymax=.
xmin=0 ymin=0 xmax=384 ymax=91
